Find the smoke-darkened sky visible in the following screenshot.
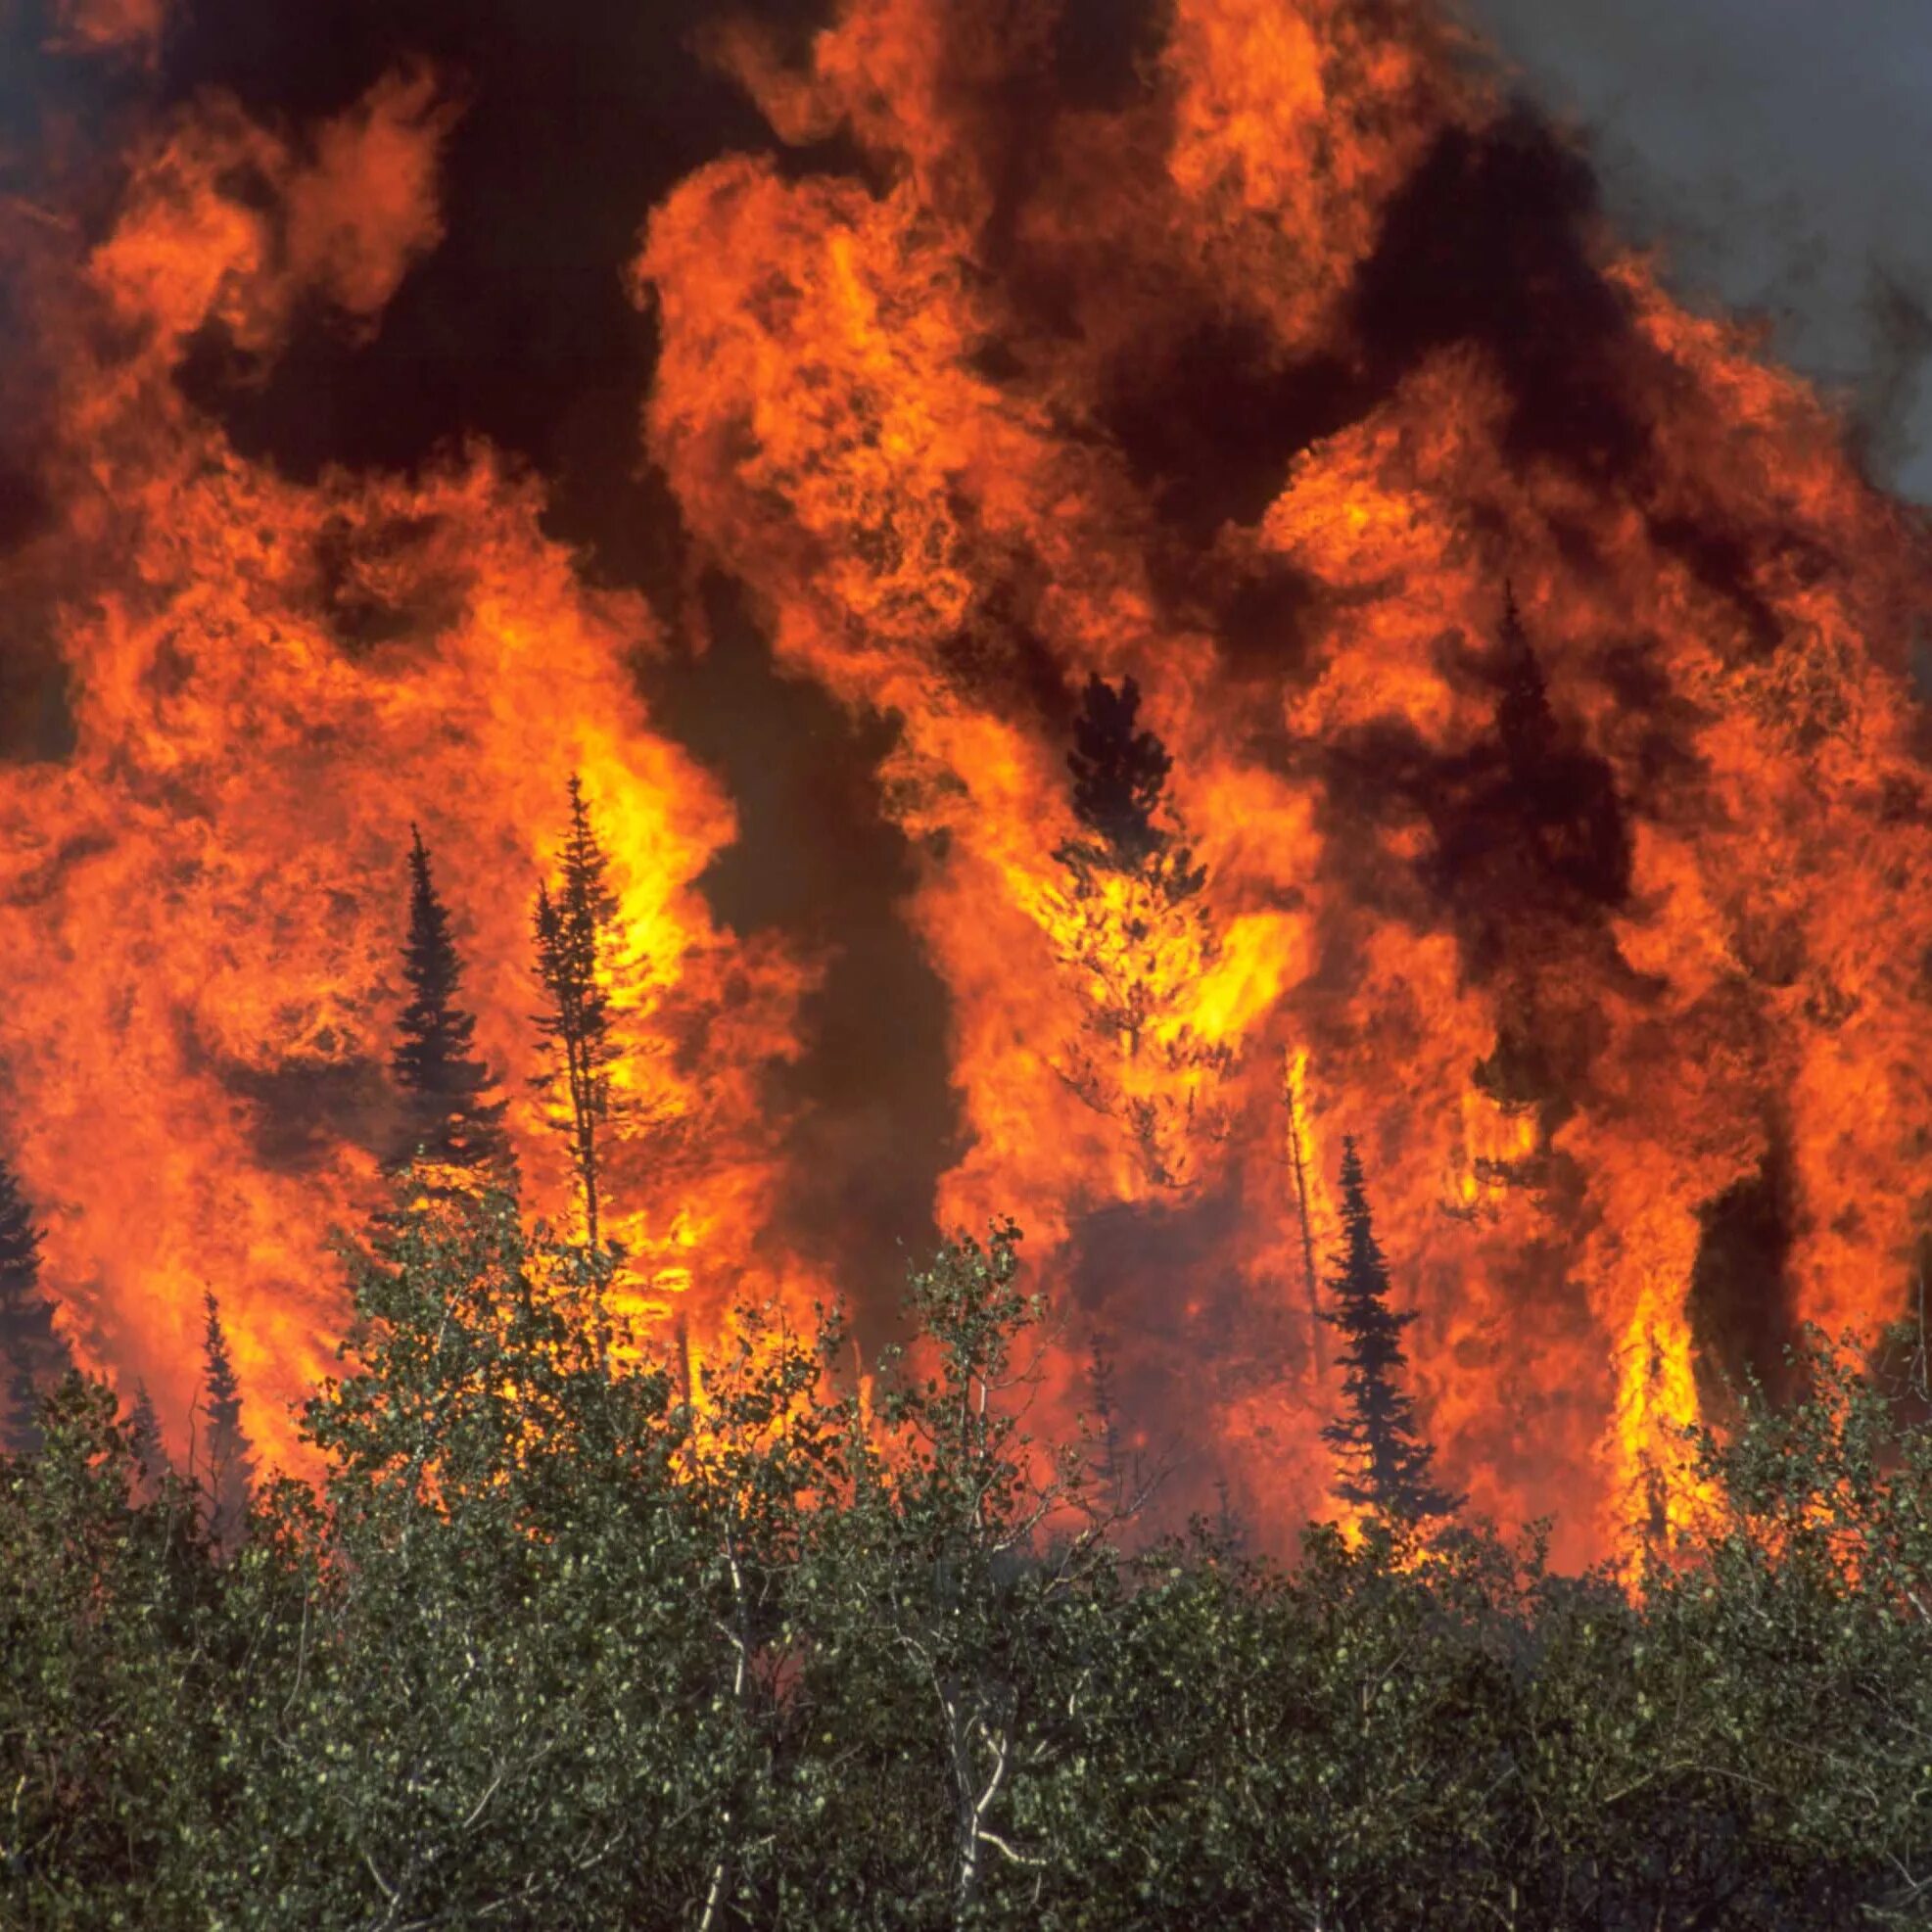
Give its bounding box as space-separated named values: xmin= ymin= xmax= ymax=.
xmin=1463 ymin=0 xmax=1932 ymax=498
xmin=12 ymin=1 xmax=1924 ymax=500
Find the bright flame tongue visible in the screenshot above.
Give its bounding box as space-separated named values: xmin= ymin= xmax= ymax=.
xmin=637 ymin=0 xmax=1932 ymax=1556
xmin=4 ymin=2 xmax=1930 ymax=1561
xmin=0 ymin=73 xmax=814 ymax=1472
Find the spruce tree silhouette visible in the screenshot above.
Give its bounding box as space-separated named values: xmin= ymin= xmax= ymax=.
xmin=1493 ymin=581 xmax=1558 ymax=785
xmin=1321 ymin=1139 xmax=1461 ymax=1525
xmin=393 ymin=826 xmax=512 ymax=1183
xmin=1057 ymin=673 xmax=1205 ymax=895
xmin=533 ymin=776 xmax=624 ymax=1249
xmin=198 ymin=1292 xmax=255 ymax=1547
xmin=1049 ymin=675 xmax=1224 ymax=1188
xmin=0 ymin=1154 xmax=70 ymax=1455
xmin=126 ymin=1381 xmax=168 ymax=1488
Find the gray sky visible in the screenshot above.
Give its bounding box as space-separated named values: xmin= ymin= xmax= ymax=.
xmin=1461 ymin=0 xmax=1932 ymax=498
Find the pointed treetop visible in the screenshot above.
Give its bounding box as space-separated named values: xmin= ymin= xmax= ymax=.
xmin=561 ymin=776 xmax=620 ymax=924
xmin=126 ymin=1381 xmax=168 ymax=1485
xmin=0 ymin=1153 xmax=71 ymax=1456
xmin=201 ymin=1292 xmax=243 ymax=1418
xmin=532 ymin=777 xmax=627 ymax=1250
xmin=1321 ymin=1137 xmax=1461 ymax=1526
xmin=393 ymin=825 xmax=510 ymax=1178
xmin=199 ymin=1290 xmax=256 ymax=1544
xmin=1057 ymin=674 xmax=1207 ymax=913
xmin=1494 ymin=583 xmax=1557 ymax=782
xmin=1063 ymin=674 xmax=1175 ymax=872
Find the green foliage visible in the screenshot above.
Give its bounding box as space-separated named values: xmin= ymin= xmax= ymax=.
xmin=0 ymin=1376 xmax=219 ymax=1925
xmin=2 ymin=1206 xmax=1930 ymax=1926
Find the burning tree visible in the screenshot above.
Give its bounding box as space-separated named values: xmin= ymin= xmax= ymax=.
xmin=1049 ymin=674 xmax=1230 ymax=1189
xmin=0 ymin=1154 xmax=71 ymax=1456
xmin=1322 ymin=1140 xmax=1461 ymax=1526
xmin=393 ymin=827 xmax=513 ymax=1186
xmin=533 ymin=777 xmax=626 ymax=1250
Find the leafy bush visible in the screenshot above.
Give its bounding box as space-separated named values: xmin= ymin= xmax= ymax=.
xmin=3 ymin=1193 xmax=1929 ymax=1927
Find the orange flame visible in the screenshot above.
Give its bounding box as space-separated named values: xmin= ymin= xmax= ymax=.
xmin=636 ymin=0 xmax=1932 ymax=1560
xmin=0 ymin=71 xmax=818 ymax=1471
xmin=4 ymin=3 xmax=1930 ymax=1569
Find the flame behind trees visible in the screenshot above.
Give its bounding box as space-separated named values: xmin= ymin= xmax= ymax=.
xmin=6 ymin=0 xmax=1932 ymax=1559
xmin=1321 ymin=1139 xmax=1461 ymax=1526
xmin=1049 ymin=674 xmax=1230 ymax=1190
xmin=0 ymin=62 xmax=816 ymax=1476
xmin=393 ymin=828 xmax=513 ymax=1188
xmin=7 ymin=1202 xmax=1932 ymax=1920
xmin=636 ymin=0 xmax=1932 ymax=1555
xmin=532 ymin=778 xmax=627 ymax=1253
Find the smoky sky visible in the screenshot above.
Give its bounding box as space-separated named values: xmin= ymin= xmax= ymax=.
xmin=1460 ymin=0 xmax=1932 ymax=500
xmin=11 ymin=0 xmax=1927 ymax=512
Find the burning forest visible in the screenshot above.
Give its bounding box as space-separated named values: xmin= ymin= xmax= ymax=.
xmin=8 ymin=0 xmax=1932 ymax=1922
xmin=3 ymin=0 xmax=1932 ymax=1568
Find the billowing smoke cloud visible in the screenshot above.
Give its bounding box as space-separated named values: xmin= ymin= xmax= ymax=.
xmin=1461 ymin=0 xmax=1932 ymax=501
xmin=636 ymin=0 xmax=1932 ymax=1555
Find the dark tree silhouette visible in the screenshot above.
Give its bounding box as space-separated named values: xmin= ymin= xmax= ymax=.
xmin=126 ymin=1381 xmax=167 ymax=1486
xmin=393 ymin=826 xmax=511 ymax=1182
xmin=532 ymin=776 xmax=624 ymax=1249
xmin=1493 ymin=581 xmax=1558 ymax=784
xmin=1057 ymin=673 xmax=1205 ymax=896
xmin=1485 ymin=583 xmax=1631 ymax=906
xmin=0 ymin=1154 xmax=70 ymax=1455
xmin=1062 ymin=673 xmax=1172 ymax=870
xmin=198 ymin=1292 xmax=255 ymax=1547
xmin=1321 ymin=1139 xmax=1461 ymax=1525
xmin=1050 ymin=676 xmax=1223 ymax=1187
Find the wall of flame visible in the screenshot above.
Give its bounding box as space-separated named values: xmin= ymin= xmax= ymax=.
xmin=3 ymin=0 xmax=1929 ymax=1562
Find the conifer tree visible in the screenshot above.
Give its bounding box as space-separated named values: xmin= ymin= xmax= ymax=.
xmin=0 ymin=1153 xmax=70 ymax=1455
xmin=1486 ymin=582 xmax=1630 ymax=905
xmin=126 ymin=1382 xmax=167 ymax=1485
xmin=1051 ymin=675 xmax=1222 ymax=1188
xmin=198 ymin=1291 xmax=255 ymax=1546
xmin=532 ymin=776 xmax=624 ymax=1249
xmin=1493 ymin=581 xmax=1557 ymax=784
xmin=1321 ymin=1139 xmax=1461 ymax=1525
xmin=393 ymin=826 xmax=511 ymax=1182
xmin=1057 ymin=673 xmax=1207 ymax=902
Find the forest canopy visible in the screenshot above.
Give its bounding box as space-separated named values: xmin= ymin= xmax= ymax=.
xmin=3 ymin=1165 xmax=1931 ymax=1928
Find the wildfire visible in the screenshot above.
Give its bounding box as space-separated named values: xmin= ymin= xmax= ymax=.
xmin=636 ymin=0 xmax=1932 ymax=1559
xmin=2 ymin=0 xmax=1928 ymax=1563
xmin=0 ymin=67 xmax=816 ymax=1473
